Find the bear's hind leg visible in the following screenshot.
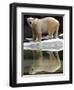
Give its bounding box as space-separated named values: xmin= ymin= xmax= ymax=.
xmin=48 ymin=32 xmax=53 ymax=39
xmin=54 ymin=24 xmax=60 ymax=38
xmin=54 ymin=29 xmax=58 ymax=38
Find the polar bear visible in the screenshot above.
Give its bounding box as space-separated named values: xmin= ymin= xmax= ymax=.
xmin=27 ymin=17 xmax=60 ymax=41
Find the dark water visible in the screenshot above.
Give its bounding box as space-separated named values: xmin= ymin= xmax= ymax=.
xmin=22 ymin=50 xmax=63 ymax=75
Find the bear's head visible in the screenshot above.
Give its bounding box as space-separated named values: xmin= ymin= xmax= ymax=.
xmin=27 ymin=17 xmax=35 ymax=27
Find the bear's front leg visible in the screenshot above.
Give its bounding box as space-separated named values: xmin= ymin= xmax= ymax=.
xmin=32 ymin=22 xmax=37 ymax=41
xmin=32 ymin=32 xmax=36 ymax=41
xmin=37 ymin=33 xmax=42 ymax=42
xmin=36 ymin=24 xmax=42 ymax=42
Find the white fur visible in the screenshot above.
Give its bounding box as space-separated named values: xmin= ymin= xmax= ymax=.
xmin=27 ymin=17 xmax=60 ymax=41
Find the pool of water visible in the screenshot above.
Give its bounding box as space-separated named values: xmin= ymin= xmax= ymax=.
xmin=22 ymin=50 xmax=63 ymax=75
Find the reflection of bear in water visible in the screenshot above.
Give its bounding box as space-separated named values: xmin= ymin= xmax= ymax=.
xmin=28 ymin=51 xmax=61 ymax=75
xmin=27 ymin=17 xmax=60 ymax=41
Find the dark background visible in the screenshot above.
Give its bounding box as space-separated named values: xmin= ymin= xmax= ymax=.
xmin=22 ymin=13 xmax=63 ymax=42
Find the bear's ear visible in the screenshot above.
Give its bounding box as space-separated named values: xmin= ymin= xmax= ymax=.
xmin=29 ymin=17 xmax=34 ymax=19
xmin=27 ymin=17 xmax=34 ymax=22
